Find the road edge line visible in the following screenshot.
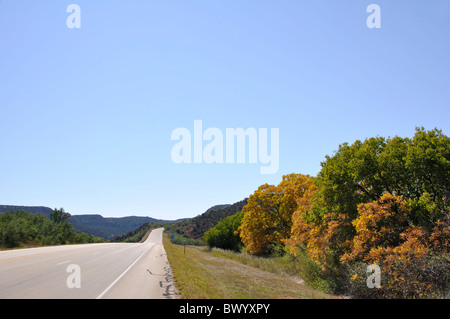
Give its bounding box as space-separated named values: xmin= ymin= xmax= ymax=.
xmin=96 ymin=243 xmax=155 ymax=299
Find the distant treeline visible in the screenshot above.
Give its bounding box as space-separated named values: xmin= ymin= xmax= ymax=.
xmin=0 ymin=209 xmax=104 ymax=249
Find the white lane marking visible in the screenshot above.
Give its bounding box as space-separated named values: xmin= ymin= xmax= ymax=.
xmin=96 ymin=243 xmax=155 ymax=299
xmin=57 ymin=260 xmax=71 ymax=265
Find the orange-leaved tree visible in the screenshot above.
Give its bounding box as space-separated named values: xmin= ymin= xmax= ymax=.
xmin=238 ymin=173 xmax=315 ymax=255
xmin=285 ymin=128 xmax=449 ymax=297
xmin=342 ymin=193 xmax=449 ymax=298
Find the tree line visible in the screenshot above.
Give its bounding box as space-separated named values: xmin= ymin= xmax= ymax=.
xmin=204 ymin=127 xmax=449 ymax=298
xmin=0 ymin=208 xmax=104 ymax=248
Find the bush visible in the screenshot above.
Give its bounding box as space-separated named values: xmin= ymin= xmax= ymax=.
xmin=0 ymin=209 xmax=103 ymax=248
xmin=170 ymin=233 xmax=204 ymax=246
xmin=346 ymin=253 xmax=450 ymax=298
xmin=203 ymin=212 xmax=243 ymax=252
xmin=284 ymin=128 xmax=449 ymax=297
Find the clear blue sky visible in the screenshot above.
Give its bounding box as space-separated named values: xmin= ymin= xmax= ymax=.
xmin=0 ymin=1 xmax=449 ymax=219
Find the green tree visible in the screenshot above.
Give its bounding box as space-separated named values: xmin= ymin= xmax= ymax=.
xmin=203 ymin=212 xmax=243 ymax=252
xmin=287 ymin=127 xmax=449 ymax=296
xmin=50 ymin=208 xmax=71 ymax=224
xmin=307 ymin=127 xmax=449 ymax=245
xmin=0 ymin=209 xmax=104 ymax=248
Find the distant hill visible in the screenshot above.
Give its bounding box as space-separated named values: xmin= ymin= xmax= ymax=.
xmin=166 ymin=199 xmax=248 ymax=240
xmin=0 ymin=200 xmax=249 ymax=241
xmin=0 ymin=205 xmax=175 ymax=240
xmin=67 ymin=214 xmax=175 ymax=239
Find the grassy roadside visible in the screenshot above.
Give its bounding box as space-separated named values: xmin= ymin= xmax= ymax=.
xmin=163 ymin=234 xmax=336 ymax=299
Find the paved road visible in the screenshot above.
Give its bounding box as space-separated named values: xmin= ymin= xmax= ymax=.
xmin=0 ymin=228 xmax=177 ymax=299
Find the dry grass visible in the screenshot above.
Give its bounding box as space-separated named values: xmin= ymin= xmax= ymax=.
xmin=163 ymin=235 xmax=336 ymax=299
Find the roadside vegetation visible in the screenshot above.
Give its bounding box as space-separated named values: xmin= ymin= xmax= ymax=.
xmin=203 ymin=212 xmax=243 ymax=252
xmin=163 ymin=234 xmax=335 ymax=299
xmin=0 ymin=208 xmax=104 ymax=249
xmin=168 ymin=232 xmax=204 ymax=246
xmin=201 ymin=127 xmax=449 ymax=299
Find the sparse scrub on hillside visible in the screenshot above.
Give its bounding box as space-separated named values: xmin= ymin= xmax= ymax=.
xmin=164 ymin=200 xmax=247 ymax=240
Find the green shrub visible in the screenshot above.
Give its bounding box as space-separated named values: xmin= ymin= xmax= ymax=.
xmin=170 ymin=232 xmax=204 ymax=246
xmin=203 ymin=212 xmax=243 ymax=252
xmin=0 ymin=209 xmax=103 ymax=248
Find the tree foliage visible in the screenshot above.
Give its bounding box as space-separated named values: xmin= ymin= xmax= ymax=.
xmin=0 ymin=209 xmax=104 ymax=248
xmin=203 ymin=212 xmax=243 ymax=252
xmin=342 ymin=194 xmax=449 ymax=298
xmin=284 ymin=127 xmax=449 ymax=297
xmin=225 ymin=128 xmax=448 ymax=297
xmin=49 ymin=208 xmax=71 ymax=224
xmin=238 ymin=173 xmax=315 ymax=255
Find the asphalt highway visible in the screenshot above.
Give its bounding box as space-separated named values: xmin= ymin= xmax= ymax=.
xmin=0 ymin=228 xmax=176 ymax=299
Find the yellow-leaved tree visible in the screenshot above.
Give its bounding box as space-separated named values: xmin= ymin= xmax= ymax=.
xmin=238 ymin=173 xmax=315 ymax=255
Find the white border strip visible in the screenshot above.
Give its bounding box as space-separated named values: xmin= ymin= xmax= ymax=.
xmin=96 ymin=243 xmax=155 ymax=299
